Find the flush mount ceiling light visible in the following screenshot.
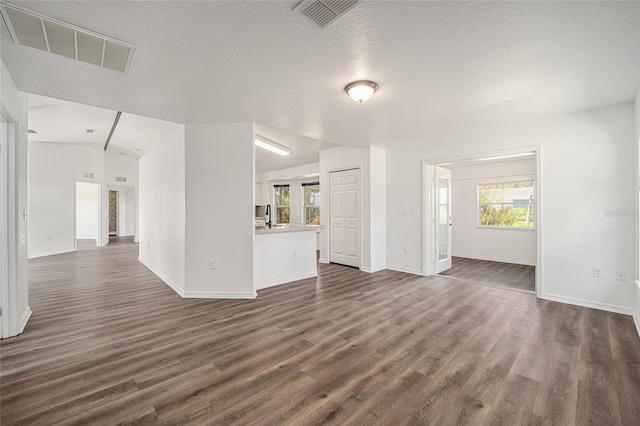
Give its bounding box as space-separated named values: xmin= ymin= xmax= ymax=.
xmin=345 ymin=80 xmax=378 ymax=103
xmin=255 ymin=136 xmax=291 ymax=156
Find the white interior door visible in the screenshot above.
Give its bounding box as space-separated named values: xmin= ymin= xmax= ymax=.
xmin=435 ymin=166 xmax=452 ymax=273
xmin=330 ymin=169 xmax=360 ymax=268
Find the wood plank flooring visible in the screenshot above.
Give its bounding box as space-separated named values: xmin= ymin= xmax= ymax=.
xmin=1 ymin=240 xmax=639 ymax=425
xmin=440 ymin=257 xmax=535 ymax=293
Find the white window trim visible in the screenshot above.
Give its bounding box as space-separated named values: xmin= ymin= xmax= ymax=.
xmin=302 ymin=181 xmax=320 ymax=226
xmin=272 ymin=183 xmax=290 ymax=224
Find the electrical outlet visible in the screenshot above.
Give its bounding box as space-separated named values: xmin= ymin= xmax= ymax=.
xmin=403 ymin=246 xmax=409 ymax=253
xmin=616 ymin=271 xmax=626 ymax=281
xmin=209 ymin=260 xmax=216 ymax=270
xmin=593 ymin=267 xmax=603 ymax=278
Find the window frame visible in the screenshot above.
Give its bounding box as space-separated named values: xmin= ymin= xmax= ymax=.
xmin=302 ymin=181 xmax=320 ymax=226
xmin=273 ymin=184 xmax=290 ymax=224
xmin=477 ymin=179 xmax=536 ymax=230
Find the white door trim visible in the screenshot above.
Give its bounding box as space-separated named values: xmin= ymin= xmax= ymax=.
xmin=422 ymin=146 xmax=542 ymax=298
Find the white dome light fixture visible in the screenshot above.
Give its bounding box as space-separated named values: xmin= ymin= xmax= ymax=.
xmin=345 ymin=80 xmax=378 ymax=103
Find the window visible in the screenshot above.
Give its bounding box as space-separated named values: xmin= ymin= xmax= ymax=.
xmin=478 ymin=181 xmax=534 ymax=228
xmin=302 ymin=182 xmax=320 ymax=225
xmin=273 ymin=184 xmax=290 ymax=224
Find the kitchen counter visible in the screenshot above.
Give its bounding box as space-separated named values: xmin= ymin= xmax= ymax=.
xmin=255 ymin=225 xmax=322 ymax=234
xmin=254 ymin=226 xmax=320 ymax=290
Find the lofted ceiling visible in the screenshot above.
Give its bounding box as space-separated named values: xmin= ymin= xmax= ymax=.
xmin=2 ymin=1 xmax=639 ymax=152
xmin=27 ymin=93 xmax=183 ymax=158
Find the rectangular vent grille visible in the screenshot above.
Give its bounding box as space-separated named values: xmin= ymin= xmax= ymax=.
xmin=0 ymin=2 xmax=136 ymax=73
xmin=116 ymin=176 xmax=127 ymax=183
xmin=295 ymin=0 xmax=359 ymax=28
xmin=84 ymin=172 xmax=94 ymax=179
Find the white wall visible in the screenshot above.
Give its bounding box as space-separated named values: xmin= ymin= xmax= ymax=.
xmin=1 ymin=59 xmax=30 ymax=337
xmin=450 ymin=158 xmax=536 ymax=265
xmin=387 ymin=102 xmax=636 ymax=314
xmin=124 ymin=186 xmax=135 ymax=235
xmin=29 ymin=143 xmax=104 ymax=257
xmin=369 ymin=146 xmax=387 ymax=272
xmin=319 ymin=146 xmax=386 ymax=273
xmin=138 ymin=126 xmax=186 ymax=293
xmin=184 ymin=122 xmax=255 ymax=298
xmin=75 ymin=182 xmax=100 ymax=241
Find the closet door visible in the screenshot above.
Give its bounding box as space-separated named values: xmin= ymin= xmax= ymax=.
xmin=330 ymin=169 xmax=360 ymax=268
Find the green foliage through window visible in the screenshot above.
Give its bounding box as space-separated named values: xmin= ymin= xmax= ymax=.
xmin=274 ymin=185 xmax=290 ymax=224
xmin=478 ymin=181 xmax=534 ymax=228
xmin=303 ymin=183 xmax=320 ymax=225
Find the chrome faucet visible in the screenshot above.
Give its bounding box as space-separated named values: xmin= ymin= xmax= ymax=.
xmin=265 ymin=204 xmax=272 ymax=228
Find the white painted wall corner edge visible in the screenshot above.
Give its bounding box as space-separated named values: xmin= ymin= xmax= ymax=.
xmin=138 ymin=257 xmax=185 ymax=297
xmin=541 ymin=292 xmax=634 ymax=316
xmin=255 ymin=272 xmax=318 ymax=290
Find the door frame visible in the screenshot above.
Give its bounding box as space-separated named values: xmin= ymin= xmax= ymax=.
xmin=1 ymin=103 xmax=20 ymax=338
xmin=422 ymin=146 xmax=542 ymax=298
xmin=0 ymin=115 xmax=12 ymax=339
xmin=327 ymin=165 xmax=363 ymax=269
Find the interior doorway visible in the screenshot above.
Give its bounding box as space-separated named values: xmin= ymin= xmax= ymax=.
xmin=109 ymin=190 xmax=118 ymax=237
xmin=107 ymin=186 xmax=136 ymax=244
xmin=75 ymin=182 xmax=100 ymax=247
xmin=424 ymin=149 xmax=539 ymax=295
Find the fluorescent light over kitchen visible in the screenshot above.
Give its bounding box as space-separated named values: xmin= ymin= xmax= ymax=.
xmin=255 ymin=136 xmax=290 ymax=156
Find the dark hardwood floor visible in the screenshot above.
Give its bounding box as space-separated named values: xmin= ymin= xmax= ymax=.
xmin=440 ymin=257 xmax=536 ymax=293
xmin=1 ymin=241 xmax=639 ymax=425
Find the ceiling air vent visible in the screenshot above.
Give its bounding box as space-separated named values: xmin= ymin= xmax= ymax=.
xmin=294 ymin=0 xmax=360 ymax=28
xmin=0 ymin=1 xmax=136 ymax=73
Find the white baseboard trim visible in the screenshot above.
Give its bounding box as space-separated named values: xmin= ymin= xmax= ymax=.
xmin=18 ymin=306 xmax=32 ymax=334
xmin=28 ymin=248 xmax=75 ymax=259
xmin=183 ymin=290 xmax=257 ymax=299
xmin=360 ymin=266 xmax=386 ymax=273
xmin=138 ymin=256 xmax=185 ymax=297
xmin=634 ymin=281 xmax=640 ymax=339
xmin=387 ymin=265 xmax=423 ymax=276
xmin=541 ymin=292 xmax=633 ymax=316
xmin=452 ymin=254 xmax=535 ymax=266
xmin=255 ymin=272 xmax=318 ymax=290
xmin=318 ymin=258 xmax=329 ymax=264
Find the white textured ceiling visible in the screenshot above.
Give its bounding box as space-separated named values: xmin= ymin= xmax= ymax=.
xmin=3 ymin=1 xmax=640 ymax=150
xmin=28 ymin=93 xmax=183 ymax=159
